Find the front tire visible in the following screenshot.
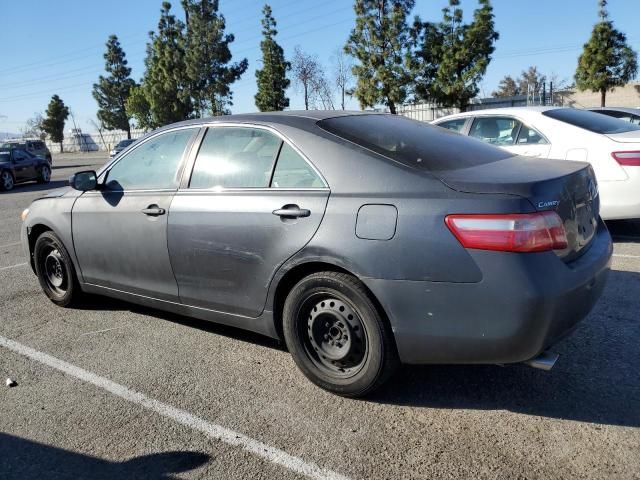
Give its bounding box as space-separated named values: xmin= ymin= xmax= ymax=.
xmin=34 ymin=231 xmax=82 ymax=307
xmin=1 ymin=170 xmax=14 ymax=191
xmin=283 ymin=272 xmax=398 ymax=397
xmin=37 ymin=164 xmax=51 ymax=184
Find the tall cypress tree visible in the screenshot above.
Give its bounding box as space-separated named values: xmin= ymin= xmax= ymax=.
xmin=414 ymin=0 xmax=498 ymax=111
xmin=142 ymin=2 xmax=192 ymax=127
xmin=182 ymin=0 xmax=248 ymax=116
xmin=42 ymin=95 xmax=70 ymax=153
xmin=575 ymin=0 xmax=638 ymax=107
xmin=345 ymin=0 xmax=415 ymax=114
xmin=255 ymin=4 xmax=290 ymax=112
xmin=92 ymin=35 xmax=136 ymax=139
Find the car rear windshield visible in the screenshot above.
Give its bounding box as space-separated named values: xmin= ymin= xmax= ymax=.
xmin=543 ymin=108 xmax=640 ymax=134
xmin=317 ymin=114 xmax=511 ymax=172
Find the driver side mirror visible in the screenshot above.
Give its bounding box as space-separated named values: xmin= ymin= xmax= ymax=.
xmin=69 ymin=170 xmax=98 ymax=191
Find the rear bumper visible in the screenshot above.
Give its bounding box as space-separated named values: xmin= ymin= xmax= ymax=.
xmin=363 ymin=220 xmax=612 ymax=365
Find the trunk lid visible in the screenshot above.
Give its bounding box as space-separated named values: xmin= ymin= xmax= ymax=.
xmin=435 ymin=156 xmax=600 ymax=262
xmin=606 ymin=131 xmax=640 ymax=143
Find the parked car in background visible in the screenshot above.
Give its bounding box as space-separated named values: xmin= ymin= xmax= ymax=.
xmin=0 ymin=146 xmax=51 ymax=191
xmin=589 ymin=107 xmax=640 ymax=125
xmin=109 ymin=138 xmax=136 ymax=158
xmin=0 ymin=139 xmax=52 ymax=164
xmin=433 ymin=107 xmax=640 ymax=220
xmin=21 ymin=112 xmax=611 ymax=396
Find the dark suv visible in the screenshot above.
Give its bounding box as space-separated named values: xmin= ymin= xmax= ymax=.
xmin=1 ymin=139 xmax=52 ymax=164
xmin=0 ymin=147 xmax=51 ymax=191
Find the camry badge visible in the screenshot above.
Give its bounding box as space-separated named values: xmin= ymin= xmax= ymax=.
xmin=538 ymin=200 xmax=560 ymax=208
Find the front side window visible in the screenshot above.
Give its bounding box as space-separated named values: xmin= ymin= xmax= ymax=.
xmin=12 ymin=149 xmax=30 ymax=161
xmin=105 ymin=128 xmax=196 ymax=191
xmin=437 ymin=118 xmax=467 ymax=133
xmin=190 ymin=127 xmax=281 ymax=189
xmin=469 ymin=117 xmax=522 ymax=146
xmin=271 ymin=143 xmax=324 ymax=188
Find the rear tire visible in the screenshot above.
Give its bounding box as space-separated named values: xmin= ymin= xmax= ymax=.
xmin=1 ymin=170 xmax=14 ymax=191
xmin=37 ymin=164 xmax=51 ymax=184
xmin=283 ymin=272 xmax=398 ymax=397
xmin=34 ymin=231 xmax=82 ymax=307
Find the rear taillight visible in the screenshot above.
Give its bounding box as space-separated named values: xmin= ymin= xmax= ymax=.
xmin=445 ymin=211 xmax=568 ymax=253
xmin=612 ymin=151 xmax=640 ymax=166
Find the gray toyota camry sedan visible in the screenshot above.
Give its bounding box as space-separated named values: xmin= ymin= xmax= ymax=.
xmin=21 ymin=111 xmax=612 ymax=397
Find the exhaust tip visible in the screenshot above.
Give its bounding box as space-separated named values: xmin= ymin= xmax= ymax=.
xmin=524 ymin=351 xmax=559 ymax=371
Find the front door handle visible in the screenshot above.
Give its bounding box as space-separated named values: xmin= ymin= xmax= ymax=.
xmin=272 ymin=205 xmax=311 ymax=219
xmin=141 ymin=205 xmax=166 ymax=216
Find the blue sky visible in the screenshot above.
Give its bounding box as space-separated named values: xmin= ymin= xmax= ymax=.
xmin=1 ymin=0 xmax=638 ymax=133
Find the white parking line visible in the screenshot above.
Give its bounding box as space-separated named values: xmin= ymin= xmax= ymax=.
xmin=612 ymin=254 xmax=640 ymax=259
xmin=0 ymin=241 xmax=21 ymax=248
xmin=0 ymin=335 xmax=350 ymax=480
xmin=0 ymin=262 xmax=27 ymax=271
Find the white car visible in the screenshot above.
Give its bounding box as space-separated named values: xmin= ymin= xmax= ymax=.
xmin=432 ymin=107 xmax=640 ymax=220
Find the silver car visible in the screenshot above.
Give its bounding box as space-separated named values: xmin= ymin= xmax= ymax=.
xmin=21 ymin=111 xmax=611 ymax=396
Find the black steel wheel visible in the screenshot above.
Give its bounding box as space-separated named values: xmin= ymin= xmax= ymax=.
xmin=1 ymin=170 xmax=14 ymax=191
xmin=34 ymin=231 xmax=81 ymax=307
xmin=38 ymin=164 xmax=51 ymax=184
xmin=283 ymin=271 xmax=398 ymax=397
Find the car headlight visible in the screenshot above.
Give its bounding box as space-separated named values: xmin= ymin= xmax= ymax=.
xmin=21 ymin=208 xmax=29 ymax=222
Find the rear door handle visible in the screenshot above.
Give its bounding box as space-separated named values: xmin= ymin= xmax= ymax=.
xmin=272 ymin=205 xmax=311 ymax=218
xmin=141 ymin=205 xmax=166 ymax=216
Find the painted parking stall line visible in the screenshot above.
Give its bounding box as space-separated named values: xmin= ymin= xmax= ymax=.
xmin=0 ymin=335 xmax=351 ymax=480
xmin=612 ymin=253 xmax=640 ymax=259
xmin=0 ymin=262 xmax=27 ymax=271
xmin=0 ymin=241 xmax=22 ymax=248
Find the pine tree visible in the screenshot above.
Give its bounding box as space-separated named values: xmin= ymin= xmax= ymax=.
xmin=345 ymin=0 xmax=415 ymax=114
xmin=408 ymin=19 xmax=443 ymax=103
xmin=42 ymin=95 xmax=70 ymax=153
xmin=424 ymin=0 xmax=499 ymax=111
xmin=575 ymin=0 xmax=638 ymax=107
xmin=255 ymin=4 xmax=290 ymax=112
xmin=125 ymin=85 xmax=153 ymax=130
xmin=182 ymin=0 xmax=248 ymax=116
xmin=142 ymin=2 xmax=192 ymax=128
xmin=92 ymin=35 xmax=136 ymax=139
xmin=492 ymin=75 xmax=519 ymax=97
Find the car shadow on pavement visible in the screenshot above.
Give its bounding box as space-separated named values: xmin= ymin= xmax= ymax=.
xmin=51 ymin=164 xmax=95 ymax=170
xmin=72 ymin=295 xmax=286 ymax=352
xmin=373 ymin=269 xmax=640 ymax=428
xmin=0 ymin=433 xmax=210 ymax=479
xmin=0 ymin=180 xmax=68 ymax=194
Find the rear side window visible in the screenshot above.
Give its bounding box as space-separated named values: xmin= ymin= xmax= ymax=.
xmin=190 ymin=127 xmax=281 ymax=189
xmin=543 ymin=108 xmax=640 ymax=134
xmin=437 ymin=118 xmax=467 ymax=133
xmin=470 ymin=117 xmax=522 ymax=146
xmin=271 ymin=144 xmax=324 ymax=188
xmin=516 ymin=125 xmax=548 ymax=145
xmin=318 ymin=114 xmax=511 ymax=172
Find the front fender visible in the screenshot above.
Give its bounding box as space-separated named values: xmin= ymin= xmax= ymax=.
xmin=23 ymin=194 xmax=83 ymax=283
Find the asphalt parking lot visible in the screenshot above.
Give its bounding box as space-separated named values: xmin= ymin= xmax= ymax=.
xmin=1 ymin=153 xmax=639 ymax=479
